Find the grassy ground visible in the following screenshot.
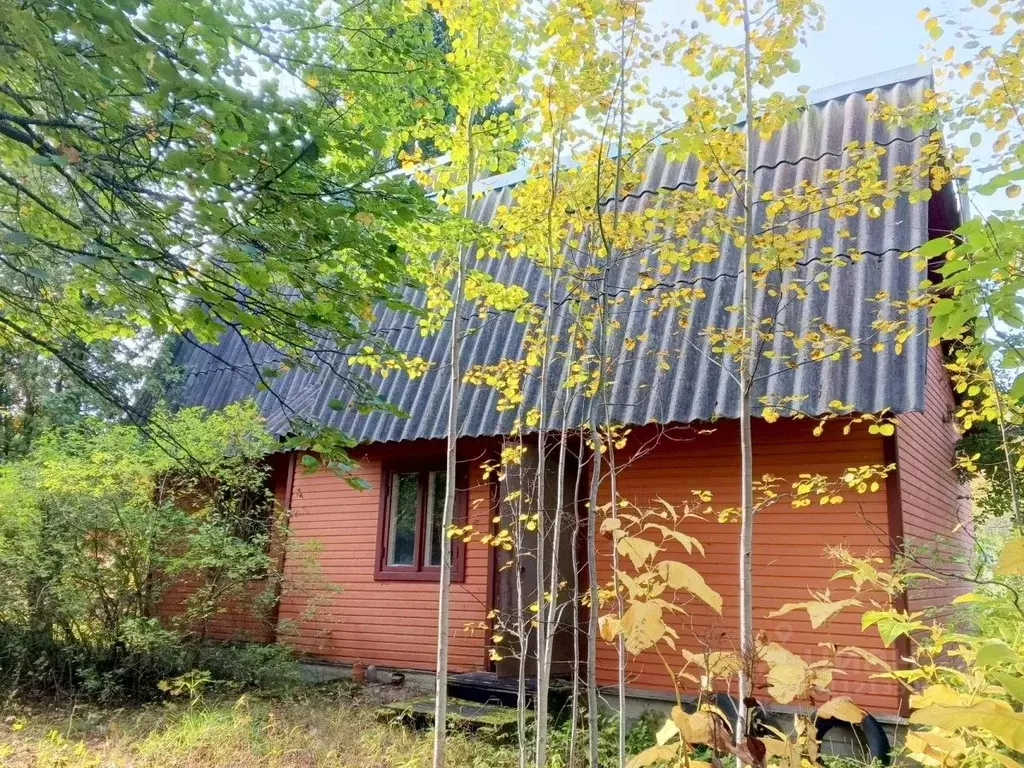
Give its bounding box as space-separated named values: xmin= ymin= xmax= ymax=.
xmin=0 ymin=682 xmax=523 ymax=768
xmin=0 ymin=682 xmax=879 ymax=768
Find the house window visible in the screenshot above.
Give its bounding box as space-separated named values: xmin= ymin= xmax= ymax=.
xmin=376 ymin=462 xmax=466 ymax=581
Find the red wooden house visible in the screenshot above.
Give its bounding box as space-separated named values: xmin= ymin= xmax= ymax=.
xmin=165 ymin=65 xmax=970 ymax=720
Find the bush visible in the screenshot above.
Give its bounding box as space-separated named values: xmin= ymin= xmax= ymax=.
xmin=0 ymin=401 xmax=293 ymax=700
xmin=545 ymin=709 xmax=669 ymax=767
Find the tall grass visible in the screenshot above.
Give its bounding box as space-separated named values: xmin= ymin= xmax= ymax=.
xmin=1 ymin=686 xmax=522 ymax=768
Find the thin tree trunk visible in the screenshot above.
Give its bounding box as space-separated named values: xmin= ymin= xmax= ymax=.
xmin=593 ymin=15 xmax=630 ymax=761
xmin=569 ymin=429 xmax=586 ymax=767
xmin=988 ymin=364 xmax=1022 ymax=529
xmin=537 ymin=141 xmax=566 ymax=768
xmin=534 ymin=267 xmax=551 ymax=768
xmin=586 ymin=416 xmax=602 ymax=768
xmin=432 ymin=107 xmax=476 ymax=768
xmin=736 ymin=0 xmax=756 ymax=749
xmin=511 ymin=438 xmax=529 ymax=768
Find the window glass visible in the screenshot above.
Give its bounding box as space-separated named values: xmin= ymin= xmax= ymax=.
xmin=387 ymin=472 xmax=418 ymax=566
xmin=425 ymin=470 xmax=446 ymax=567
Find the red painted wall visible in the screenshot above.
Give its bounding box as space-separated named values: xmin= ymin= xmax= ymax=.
xmin=159 ymin=353 xmax=970 ymax=717
xmin=896 ymin=343 xmax=973 ymax=613
xmin=594 ymin=420 xmax=904 ymax=714
xmin=275 ymin=439 xmax=494 ymax=673
xmin=156 ymin=454 xmax=292 ymax=644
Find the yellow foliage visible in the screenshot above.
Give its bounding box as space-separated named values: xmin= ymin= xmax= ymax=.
xmin=656 ymin=561 xmax=723 ymax=613
xmin=616 ymin=535 xmax=659 ymax=570
xmin=768 ymin=595 xmax=862 ymax=629
xmin=761 ymin=642 xmax=833 ymax=705
xmin=816 ymin=696 xmax=864 ymax=724
xmin=995 ymin=538 xmax=1024 ymax=577
xmin=619 ymin=600 xmax=669 ymax=655
xmin=911 ymin=701 xmax=1024 ymax=753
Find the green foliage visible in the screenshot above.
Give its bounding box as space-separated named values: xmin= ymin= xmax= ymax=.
xmin=0 ymin=401 xmax=294 ymax=699
xmin=0 ymin=0 xmax=455 ymax=435
xmin=544 ymin=710 xmax=669 ymax=768
xmin=832 ymin=536 xmax=1024 ymax=768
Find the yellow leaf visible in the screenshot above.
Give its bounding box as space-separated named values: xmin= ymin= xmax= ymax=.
xmin=655 ymin=715 xmax=679 ymax=746
xmin=768 ymin=597 xmax=862 ymax=629
xmin=910 ymin=683 xmax=971 ymax=709
xmin=672 ymin=707 xmax=727 ymax=745
xmin=657 ymin=561 xmax=723 ymax=613
xmin=598 ymin=615 xmax=621 ymax=643
xmin=983 ymin=747 xmax=1024 ymax=768
xmin=626 ymin=745 xmax=678 ymax=768
xmin=911 ymin=701 xmax=1024 ymax=752
xmin=904 ymin=730 xmax=967 ymax=765
xmin=1008 ymin=184 xmax=1022 ymax=199
xmin=762 ymin=642 xmax=831 ymax=704
xmin=995 ymin=538 xmax=1024 ymax=577
xmin=816 ymin=696 xmax=865 ymax=724
xmin=681 ymin=649 xmax=742 ymax=680
xmin=620 ymin=601 xmax=668 ymax=654
xmin=762 ymin=736 xmax=802 ymax=767
xmin=617 ymin=536 xmax=659 ymax=569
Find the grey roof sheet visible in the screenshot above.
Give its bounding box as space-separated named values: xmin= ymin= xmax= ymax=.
xmin=170 ymin=66 xmax=939 ymax=444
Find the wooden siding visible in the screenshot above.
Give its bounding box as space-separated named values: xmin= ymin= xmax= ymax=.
xmin=156 ymin=454 xmax=292 ymax=644
xmin=275 ymin=439 xmax=494 ymax=673
xmin=594 ymin=420 xmax=903 ymax=714
xmin=896 ymin=343 xmax=973 ymax=613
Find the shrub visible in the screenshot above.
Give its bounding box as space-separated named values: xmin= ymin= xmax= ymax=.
xmin=0 ymin=401 xmax=294 ymax=699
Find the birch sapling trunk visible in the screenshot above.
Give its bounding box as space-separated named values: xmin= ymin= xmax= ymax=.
xmin=432 ymin=107 xmax=476 ymax=768
xmin=736 ymin=0 xmax=757 ymax=747
xmin=515 ymin=439 xmax=529 ymax=768
xmin=585 ymin=415 xmax=603 ymax=768
xmin=569 ymin=430 xmax=586 ymax=767
xmin=534 ymin=294 xmax=549 ymax=768
xmin=536 ymin=135 xmax=565 ymax=768
xmin=608 ymin=29 xmax=628 ymax=763
xmin=591 ymin=19 xmax=630 ymax=759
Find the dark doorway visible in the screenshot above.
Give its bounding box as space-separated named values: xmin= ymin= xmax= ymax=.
xmin=494 ymin=438 xmax=580 ymax=680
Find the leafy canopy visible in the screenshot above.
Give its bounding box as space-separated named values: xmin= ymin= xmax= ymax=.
xmin=0 ymin=0 xmax=454 ymax=425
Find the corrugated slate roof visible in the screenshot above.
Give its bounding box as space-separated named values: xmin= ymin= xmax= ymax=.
xmin=170 ymin=66 xmax=942 ymax=444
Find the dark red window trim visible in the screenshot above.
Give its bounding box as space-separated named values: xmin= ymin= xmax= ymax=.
xmin=374 ymin=458 xmax=468 ymax=582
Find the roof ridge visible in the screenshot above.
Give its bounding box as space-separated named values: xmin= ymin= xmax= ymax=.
xmin=805 ymin=63 xmax=933 ymax=107
xmin=467 ymin=65 xmax=935 ymax=196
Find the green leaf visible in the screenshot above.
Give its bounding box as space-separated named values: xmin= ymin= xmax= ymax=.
xmin=208 ymin=160 xmax=231 ymax=185
xmin=919 ymin=237 xmax=954 ymax=258
xmin=994 ymin=672 xmax=1024 ymax=704
xmin=862 ymin=610 xmax=924 ymax=647
xmin=344 ymin=475 xmax=371 ymax=491
xmin=978 ymin=642 xmax=1019 ymax=667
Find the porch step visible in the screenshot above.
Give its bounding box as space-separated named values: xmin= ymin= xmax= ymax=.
xmin=376 ymin=695 xmax=529 ymax=733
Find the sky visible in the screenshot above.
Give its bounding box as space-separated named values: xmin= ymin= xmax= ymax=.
xmin=644 ymin=0 xmax=932 ymax=96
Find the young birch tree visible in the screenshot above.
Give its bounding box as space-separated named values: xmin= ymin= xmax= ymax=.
xmin=401 ymin=2 xmax=523 ymax=765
